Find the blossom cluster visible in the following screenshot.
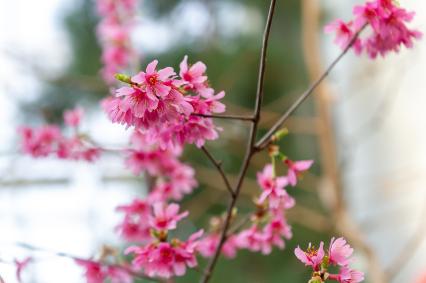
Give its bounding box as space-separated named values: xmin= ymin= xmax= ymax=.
xmin=75 ymin=259 xmax=133 ymax=283
xmin=103 ymin=57 xmax=225 ymax=149
xmin=125 ymin=130 xmax=197 ymax=201
xmin=96 ymin=0 xmax=138 ymax=83
xmin=18 ymin=108 xmax=101 ymax=162
xmin=197 ymin=158 xmax=313 ymax=259
xmin=325 ymin=0 xmax=422 ymax=58
xmin=295 ymin=237 xmax=364 ymax=283
xmin=117 ymin=201 xmax=203 ymax=279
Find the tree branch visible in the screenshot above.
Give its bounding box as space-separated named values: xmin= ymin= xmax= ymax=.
xmin=255 ymin=24 xmax=367 ymax=151
xmin=199 ymin=0 xmax=277 ymax=282
xmin=201 ymin=146 xmax=235 ymax=197
xmin=193 ymin=113 xmax=255 ymax=121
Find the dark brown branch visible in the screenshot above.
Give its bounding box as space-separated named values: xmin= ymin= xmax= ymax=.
xmin=201 ymin=146 xmax=235 ymax=197
xmin=193 ymin=113 xmax=255 ymax=121
xmin=199 ymin=0 xmax=277 ymax=282
xmin=255 ymin=24 xmax=367 ymax=151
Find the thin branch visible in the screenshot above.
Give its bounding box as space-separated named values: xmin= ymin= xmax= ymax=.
xmin=255 ymin=24 xmax=368 ymax=151
xmin=193 ymin=113 xmax=255 ymax=121
xmin=201 ymin=146 xmax=235 ymax=197
xmin=14 ymin=242 xmax=160 ymax=282
xmin=200 ymin=1 xmax=277 ymax=282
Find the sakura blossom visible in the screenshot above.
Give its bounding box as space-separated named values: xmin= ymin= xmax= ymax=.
xmin=295 ymin=237 xmax=364 ymax=283
xmin=125 ymin=230 xmax=203 ymax=279
xmin=325 ymin=0 xmax=422 ymax=58
xmin=75 ymin=259 xmax=133 ymax=283
xmin=95 ymin=0 xmax=138 ymax=83
xmin=103 ymin=57 xmax=225 ymax=148
xmin=18 ymin=108 xmax=101 ymax=162
xmin=283 ymin=159 xmax=314 ymax=186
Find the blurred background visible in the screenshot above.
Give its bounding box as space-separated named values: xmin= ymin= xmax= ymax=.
xmin=0 ymin=0 xmax=425 ymax=282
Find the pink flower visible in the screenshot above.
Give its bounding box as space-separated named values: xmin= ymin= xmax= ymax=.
xmin=294 ymin=242 xmax=325 ymax=270
xmin=18 ymin=125 xmax=62 ymax=158
xmin=150 ymin=203 xmax=188 ymax=231
xmin=126 ymin=230 xmax=202 ymax=278
xmin=329 ymin=237 xmax=354 ymax=266
xmin=64 ymin=107 xmax=84 ymax=128
xmin=179 ymin=55 xmax=207 ymax=89
xmin=132 ymin=60 xmax=175 ymax=98
xmin=107 ymin=266 xmax=133 ymax=283
xmin=197 ymin=234 xmax=239 ymax=259
xmin=337 ymin=266 xmax=365 ymax=283
xmin=76 ymin=259 xmax=106 ymax=283
xmin=116 ymin=198 xmax=152 ymax=242
xmin=257 ymin=164 xmax=290 ymax=208
xmin=116 ymin=86 xmax=159 ymax=118
xmin=14 ymin=257 xmax=32 ymax=283
xmin=325 ymin=0 xmax=422 ymax=58
xmin=284 ymin=159 xmax=313 ymax=186
xmin=324 ymin=20 xmax=363 ymax=54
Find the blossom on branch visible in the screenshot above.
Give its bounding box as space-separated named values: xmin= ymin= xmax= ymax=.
xmin=103 ymin=57 xmax=226 ymax=148
xmin=295 ymin=237 xmax=364 ymax=283
xmin=325 ymin=0 xmax=422 ymax=58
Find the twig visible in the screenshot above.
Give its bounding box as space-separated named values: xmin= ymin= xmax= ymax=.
xmin=255 ymin=24 xmax=368 ymax=151
xmin=199 ymin=1 xmax=277 ymax=282
xmin=193 ymin=113 xmax=255 ymax=121
xmin=201 ymin=146 xmax=235 ymax=197
xmin=14 ymin=242 xmax=159 ymax=282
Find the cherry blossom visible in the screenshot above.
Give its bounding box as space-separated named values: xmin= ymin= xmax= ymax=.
xmin=329 ymin=237 xmax=354 ymax=266
xmin=149 ymin=202 xmax=188 ymax=232
xmin=294 ymin=242 xmax=325 ymax=270
xmin=257 ymin=164 xmax=290 ymax=208
xmin=325 ymin=0 xmax=422 ymax=58
xmin=283 ymin=159 xmax=314 ymax=186
xmin=64 ymin=107 xmax=84 ymax=128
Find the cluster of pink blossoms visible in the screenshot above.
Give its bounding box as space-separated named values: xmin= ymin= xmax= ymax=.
xmin=18 ymin=108 xmax=100 ymax=162
xmin=125 ymin=130 xmax=197 ymax=201
xmin=295 ymin=238 xmax=364 ymax=283
xmin=103 ymin=57 xmax=225 ymax=149
xmin=75 ymin=259 xmax=133 ymax=283
xmin=197 ymin=159 xmax=313 ymax=259
xmin=96 ymin=0 xmax=138 ymax=83
xmin=118 ymin=202 xmax=203 ymax=279
xmin=325 ymin=0 xmax=422 ymax=58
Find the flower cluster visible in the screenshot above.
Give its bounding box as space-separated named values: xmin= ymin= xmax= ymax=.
xmin=325 ymin=0 xmax=422 ymax=58
xmin=103 ymin=57 xmax=225 ymax=148
xmin=120 ymin=202 xmax=203 ymax=279
xmin=295 ymin=237 xmax=364 ymax=283
xmin=197 ymin=158 xmax=312 ymax=259
xmin=76 ymin=259 xmax=132 ymax=283
xmin=96 ymin=0 xmax=138 ymax=83
xmin=18 ymin=108 xmax=101 ymax=162
xmin=125 ymin=130 xmax=197 ymax=201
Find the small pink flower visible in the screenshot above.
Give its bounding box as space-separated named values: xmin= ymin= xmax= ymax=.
xmin=14 ymin=257 xmax=32 ymax=283
xmin=75 ymin=259 xmax=106 ymax=283
xmin=294 ymin=242 xmax=325 ymax=270
xmin=338 ymin=266 xmax=365 ymax=283
xmin=198 ymin=234 xmax=239 ymax=259
xmin=179 ymin=55 xmax=208 ymax=88
xmin=64 ymin=107 xmax=84 ymax=128
xmin=150 ymin=203 xmax=188 ymax=231
xmin=116 ymin=198 xmax=152 ymax=242
xmin=116 ymin=86 xmax=159 ymax=117
xmin=284 ymin=159 xmax=313 ymax=186
xmin=132 ymin=60 xmax=175 ymax=98
xmin=329 ymin=237 xmax=354 ymax=266
xmin=107 ymin=266 xmax=133 ymax=283
xmin=257 ymin=164 xmax=290 ymax=208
